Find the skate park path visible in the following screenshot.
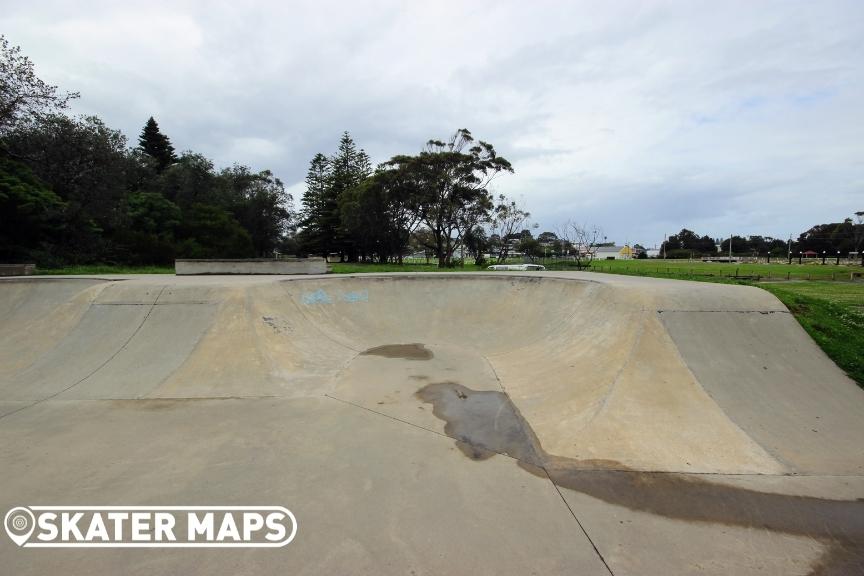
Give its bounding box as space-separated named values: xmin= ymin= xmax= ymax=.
xmin=0 ymin=271 xmax=862 ymax=575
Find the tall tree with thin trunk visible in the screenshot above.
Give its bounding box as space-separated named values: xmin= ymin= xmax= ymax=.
xmin=298 ymin=153 xmax=331 ymax=255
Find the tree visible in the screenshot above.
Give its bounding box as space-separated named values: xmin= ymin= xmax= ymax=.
xmin=463 ymin=226 xmax=489 ymax=265
xmin=661 ymin=229 xmax=716 ymax=256
xmin=330 ymin=132 xmax=372 ymax=261
xmin=518 ymin=237 xmax=543 ymax=262
xmin=409 ymin=227 xmax=438 ymax=263
xmin=138 ymin=117 xmax=177 ymax=171
xmin=339 ymin=167 xmax=422 ymax=263
xmin=298 ymin=133 xmax=371 ymax=260
xmin=719 ymin=235 xmax=749 ymax=255
xmin=852 ymin=211 xmax=864 ymax=255
xmin=0 ymin=35 xmax=79 ymax=138
xmin=118 ymin=192 xmax=182 ymax=264
xmin=176 ymin=203 xmax=253 ymax=258
xmin=558 ymin=221 xmax=602 ymax=268
xmin=795 ymin=221 xmax=855 ymax=255
xmin=219 ymin=165 xmax=293 ymax=256
xmin=3 ymin=114 xmax=131 ymax=262
xmin=0 ymin=40 xmax=297 ymax=267
xmin=125 ymin=192 xmax=181 ymax=236
xmin=298 ymin=153 xmax=331 ymax=256
xmin=156 ymin=152 xmax=217 ymax=207
xmin=0 ymin=157 xmax=65 ymax=262
xmin=537 ymin=231 xmax=558 ymax=245
xmin=384 ymin=128 xmax=513 ymax=267
xmin=490 ymin=194 xmax=530 ymax=263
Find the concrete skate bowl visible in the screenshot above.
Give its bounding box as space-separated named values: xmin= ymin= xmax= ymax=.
xmin=0 ymin=273 xmax=862 ymax=474
xmin=1 ymin=273 xmax=863 ymax=575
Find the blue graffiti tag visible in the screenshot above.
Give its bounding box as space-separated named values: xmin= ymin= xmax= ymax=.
xmin=302 ymin=289 xmax=332 ymax=305
xmin=341 ymin=290 xmax=369 ymax=303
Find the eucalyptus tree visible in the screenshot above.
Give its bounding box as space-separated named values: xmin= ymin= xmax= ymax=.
xmin=0 ymin=35 xmax=79 ymax=138
xmin=383 ymin=128 xmax=513 ymax=267
xmin=339 ymin=166 xmax=423 ymax=263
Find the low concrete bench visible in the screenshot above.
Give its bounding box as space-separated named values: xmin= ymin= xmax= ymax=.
xmin=175 ymin=258 xmax=329 ymax=275
xmin=0 ymin=263 xmax=36 ymax=276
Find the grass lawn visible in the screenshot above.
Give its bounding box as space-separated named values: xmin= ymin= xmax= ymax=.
xmin=35 ymin=264 xmax=175 ymax=275
xmin=330 ymin=262 xmax=488 ymax=273
xmin=758 ymin=282 xmax=864 ymax=386
xmin=577 ymin=258 xmax=860 ymax=281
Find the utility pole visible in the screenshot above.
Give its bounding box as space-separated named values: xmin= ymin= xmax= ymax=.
xmin=729 ymin=234 xmax=733 ymax=262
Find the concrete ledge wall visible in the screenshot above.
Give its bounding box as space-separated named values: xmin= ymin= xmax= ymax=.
xmin=175 ymin=258 xmax=328 ymax=275
xmin=0 ymin=264 xmax=35 ymax=276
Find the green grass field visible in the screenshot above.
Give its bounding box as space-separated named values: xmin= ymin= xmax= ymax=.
xmin=581 ymin=258 xmax=861 ymax=281
xmin=330 ymin=262 xmax=488 ymax=274
xmin=758 ymin=282 xmax=864 ymax=386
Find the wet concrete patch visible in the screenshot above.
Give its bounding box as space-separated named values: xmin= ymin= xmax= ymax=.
xmin=416 ymin=381 xmax=544 ymax=466
xmin=361 ymin=343 xmax=433 ymax=360
xmin=416 ymin=381 xmax=864 ymax=575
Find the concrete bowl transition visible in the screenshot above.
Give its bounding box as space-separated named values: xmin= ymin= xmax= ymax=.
xmin=0 ymin=272 xmax=862 ymax=575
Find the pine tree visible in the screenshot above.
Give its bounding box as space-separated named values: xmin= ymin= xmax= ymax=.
xmin=298 ymin=153 xmax=331 ymax=254
xmin=298 ymin=132 xmax=371 ymax=259
xmin=329 ymin=133 xmax=371 ymax=260
xmin=138 ymin=117 xmax=177 ymax=171
xmin=330 ymin=132 xmax=371 ymax=194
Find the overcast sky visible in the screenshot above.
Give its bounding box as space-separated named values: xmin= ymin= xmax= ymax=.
xmin=3 ymin=0 xmax=862 ymax=246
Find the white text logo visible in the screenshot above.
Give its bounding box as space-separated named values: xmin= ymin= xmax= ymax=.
xmin=4 ymin=506 xmax=297 ymax=548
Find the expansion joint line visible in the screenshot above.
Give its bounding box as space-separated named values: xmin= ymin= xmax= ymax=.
xmin=324 ymin=392 xmax=617 ymax=574
xmin=544 ymin=466 xmax=616 ymax=575
xmin=0 ymin=285 xmax=168 ymax=423
xmin=323 ymin=394 xmax=451 ymax=440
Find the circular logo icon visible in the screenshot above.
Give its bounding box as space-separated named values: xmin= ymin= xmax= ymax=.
xmin=4 ymin=507 xmax=35 ymax=546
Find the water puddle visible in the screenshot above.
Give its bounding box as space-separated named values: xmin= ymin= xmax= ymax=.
xmin=360 ymin=343 xmax=433 ymax=360
xmin=416 ymin=381 xmax=864 ymax=575
xmin=416 ymin=381 xmax=545 ymax=465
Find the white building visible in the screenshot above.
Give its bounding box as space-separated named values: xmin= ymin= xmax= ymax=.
xmin=594 ymin=246 xmax=634 ymax=260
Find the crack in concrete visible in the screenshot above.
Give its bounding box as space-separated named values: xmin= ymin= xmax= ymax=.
xmin=0 ymin=285 xmax=167 ymax=422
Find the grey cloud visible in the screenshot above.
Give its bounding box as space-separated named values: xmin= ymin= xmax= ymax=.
xmin=2 ymin=0 xmax=862 ymax=246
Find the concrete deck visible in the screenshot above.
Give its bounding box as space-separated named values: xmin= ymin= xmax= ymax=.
xmin=0 ymin=272 xmax=862 ymax=574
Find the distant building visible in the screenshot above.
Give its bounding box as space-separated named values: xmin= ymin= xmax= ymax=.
xmin=594 ymin=245 xmax=634 ymax=260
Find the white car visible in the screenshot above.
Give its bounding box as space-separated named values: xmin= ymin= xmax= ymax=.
xmin=486 ymin=264 xmax=546 ymax=271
